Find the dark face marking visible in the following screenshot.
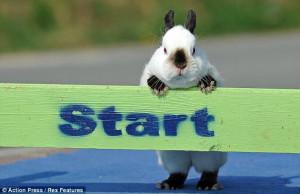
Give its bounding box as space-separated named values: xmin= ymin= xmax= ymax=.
xmin=171 ymin=49 xmax=187 ymax=69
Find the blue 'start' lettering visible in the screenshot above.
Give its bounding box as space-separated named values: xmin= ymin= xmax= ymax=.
xmin=59 ymin=105 xmax=215 ymax=137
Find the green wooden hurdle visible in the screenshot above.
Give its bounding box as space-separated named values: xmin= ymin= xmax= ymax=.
xmin=0 ymin=83 xmax=299 ymax=153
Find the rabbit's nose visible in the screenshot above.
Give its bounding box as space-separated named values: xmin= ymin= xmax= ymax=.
xmin=174 ymin=49 xmax=187 ymax=69
xmin=176 ymin=64 xmax=187 ymax=69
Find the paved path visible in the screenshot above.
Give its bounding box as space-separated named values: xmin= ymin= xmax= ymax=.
xmin=0 ymin=150 xmax=299 ymax=193
xmin=1 ymin=30 xmax=300 ymax=88
xmin=0 ymin=30 xmax=300 ymax=193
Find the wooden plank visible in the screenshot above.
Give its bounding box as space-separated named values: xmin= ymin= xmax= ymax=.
xmin=0 ymin=83 xmax=299 ymax=153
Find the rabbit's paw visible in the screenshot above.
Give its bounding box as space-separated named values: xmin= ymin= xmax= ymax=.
xmin=197 ymin=171 xmax=223 ymax=190
xmin=197 ymin=182 xmax=224 ymax=191
xmin=147 ymin=75 xmax=169 ymax=95
xmin=156 ymin=173 xmax=187 ymax=190
xmin=198 ymin=75 xmax=217 ymax=93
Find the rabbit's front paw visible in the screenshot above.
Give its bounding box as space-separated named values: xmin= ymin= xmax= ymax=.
xmin=147 ymin=75 xmax=169 ymax=95
xmin=198 ymin=75 xmax=217 ymax=93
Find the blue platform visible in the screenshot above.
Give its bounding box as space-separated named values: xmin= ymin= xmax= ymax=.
xmin=0 ymin=149 xmax=299 ymax=193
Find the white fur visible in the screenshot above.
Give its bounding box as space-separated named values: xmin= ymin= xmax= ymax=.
xmin=157 ymin=151 xmax=227 ymax=174
xmin=140 ymin=26 xmax=223 ymax=88
xmin=140 ymin=25 xmax=227 ymax=175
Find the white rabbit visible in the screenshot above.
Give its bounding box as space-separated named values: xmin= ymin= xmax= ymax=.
xmin=140 ymin=10 xmax=227 ymax=190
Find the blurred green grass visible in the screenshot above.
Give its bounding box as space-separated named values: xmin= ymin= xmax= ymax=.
xmin=1 ymin=0 xmax=300 ymax=52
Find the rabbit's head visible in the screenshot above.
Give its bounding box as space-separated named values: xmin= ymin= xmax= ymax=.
xmin=151 ymin=10 xmax=209 ymax=87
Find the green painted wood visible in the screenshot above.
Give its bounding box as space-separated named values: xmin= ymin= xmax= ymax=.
xmin=0 ymin=83 xmax=299 ymax=153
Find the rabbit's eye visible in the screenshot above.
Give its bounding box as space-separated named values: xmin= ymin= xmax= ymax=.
xmin=164 ymin=48 xmax=167 ymax=54
xmin=192 ymin=48 xmax=195 ymax=55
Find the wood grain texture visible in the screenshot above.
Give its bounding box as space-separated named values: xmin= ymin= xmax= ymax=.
xmin=0 ymin=83 xmax=299 ymax=153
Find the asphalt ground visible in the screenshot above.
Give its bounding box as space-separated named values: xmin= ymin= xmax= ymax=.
xmin=0 ymin=150 xmax=299 ymax=193
xmin=0 ymin=30 xmax=300 ymax=193
xmin=1 ymin=30 xmax=300 ymax=88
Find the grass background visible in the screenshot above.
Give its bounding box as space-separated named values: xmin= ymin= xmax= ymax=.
xmin=1 ymin=0 xmax=300 ymax=52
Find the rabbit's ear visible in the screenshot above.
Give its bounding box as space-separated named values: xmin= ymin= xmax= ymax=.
xmin=184 ymin=9 xmax=196 ymax=34
xmin=164 ymin=10 xmax=175 ymax=33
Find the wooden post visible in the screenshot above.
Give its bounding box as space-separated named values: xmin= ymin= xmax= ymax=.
xmin=0 ymin=83 xmax=299 ymax=153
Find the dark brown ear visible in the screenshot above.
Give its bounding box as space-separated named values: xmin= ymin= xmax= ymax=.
xmin=164 ymin=10 xmax=175 ymax=33
xmin=184 ymin=9 xmax=196 ymax=34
